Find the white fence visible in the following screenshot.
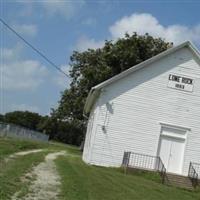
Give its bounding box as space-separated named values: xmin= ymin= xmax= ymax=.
xmin=0 ymin=122 xmax=49 ymax=142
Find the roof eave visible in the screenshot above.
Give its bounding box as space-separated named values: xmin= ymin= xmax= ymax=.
xmin=84 ymin=41 xmax=200 ymax=114
xmin=84 ymin=88 xmax=101 ymax=114
xmin=93 ymin=41 xmax=200 ymax=91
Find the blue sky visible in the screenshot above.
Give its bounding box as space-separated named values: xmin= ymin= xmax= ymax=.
xmin=0 ymin=0 xmax=200 ymax=115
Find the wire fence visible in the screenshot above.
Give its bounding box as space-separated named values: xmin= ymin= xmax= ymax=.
xmin=0 ymin=122 xmax=49 ymax=142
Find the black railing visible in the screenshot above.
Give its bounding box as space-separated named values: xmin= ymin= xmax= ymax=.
xmin=157 ymin=157 xmax=167 ymax=184
xmin=191 ymin=162 xmax=200 ymax=178
xmin=122 ymin=152 xmax=131 ymax=167
xmin=188 ymin=162 xmax=199 ymax=188
xmin=122 ymin=152 xmax=167 ymax=184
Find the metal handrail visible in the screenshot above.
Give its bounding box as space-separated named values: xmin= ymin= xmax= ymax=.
xmin=188 ymin=162 xmax=199 ymax=188
xmin=191 ymin=162 xmax=200 ymax=177
xmin=157 ymin=157 xmax=167 ymax=184
xmin=122 ymin=152 xmax=131 ymax=174
xmin=122 ymin=151 xmax=167 ymax=184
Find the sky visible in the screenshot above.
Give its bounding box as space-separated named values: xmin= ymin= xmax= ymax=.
xmin=0 ymin=0 xmax=200 ymax=116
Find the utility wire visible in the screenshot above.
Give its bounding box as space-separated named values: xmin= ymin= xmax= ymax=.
xmin=0 ymin=17 xmax=70 ymax=78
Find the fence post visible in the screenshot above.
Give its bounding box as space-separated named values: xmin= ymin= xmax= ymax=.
xmin=122 ymin=152 xmax=130 ymax=175
xmin=6 ymin=124 xmax=10 ymax=137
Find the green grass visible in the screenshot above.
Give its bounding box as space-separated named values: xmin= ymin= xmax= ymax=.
xmin=0 ymin=136 xmax=49 ymax=160
xmin=0 ymin=151 xmax=48 ymax=200
xmin=0 ymin=136 xmax=79 ymax=160
xmin=0 ymin=136 xmax=78 ymax=200
xmin=1 ymin=136 xmax=200 ymax=200
xmin=55 ymin=156 xmax=200 ymax=200
xmin=48 ymin=141 xmax=81 ymax=155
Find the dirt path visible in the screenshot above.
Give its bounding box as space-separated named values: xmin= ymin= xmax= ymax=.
xmin=12 ymin=151 xmax=66 ymax=200
xmin=14 ymin=149 xmax=44 ymax=156
xmin=4 ymin=149 xmax=44 ymax=163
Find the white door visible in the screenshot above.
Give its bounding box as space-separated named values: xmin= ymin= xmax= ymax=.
xmin=159 ymin=136 xmax=185 ymax=174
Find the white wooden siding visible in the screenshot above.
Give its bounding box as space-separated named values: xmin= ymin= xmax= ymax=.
xmin=83 ymin=47 xmax=200 ymax=176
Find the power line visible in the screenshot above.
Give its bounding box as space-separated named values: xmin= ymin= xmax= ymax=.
xmin=0 ymin=17 xmax=70 ymax=78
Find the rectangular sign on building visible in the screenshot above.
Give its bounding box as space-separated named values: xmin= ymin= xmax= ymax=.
xmin=168 ymin=74 xmax=194 ymax=92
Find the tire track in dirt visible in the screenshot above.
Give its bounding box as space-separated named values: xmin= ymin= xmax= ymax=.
xmin=5 ymin=149 xmax=43 ymax=163
xmin=12 ymin=151 xmax=66 ymax=200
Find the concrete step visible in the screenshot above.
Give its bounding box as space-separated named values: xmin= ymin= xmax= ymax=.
xmin=165 ymin=173 xmax=194 ymax=190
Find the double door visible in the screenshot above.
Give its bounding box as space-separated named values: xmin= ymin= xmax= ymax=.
xmin=159 ymin=136 xmax=185 ymax=174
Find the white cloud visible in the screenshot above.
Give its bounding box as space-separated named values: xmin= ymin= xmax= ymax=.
xmin=109 ymin=13 xmax=200 ymax=44
xmin=1 ymin=45 xmax=48 ymax=91
xmin=39 ymin=1 xmax=85 ymax=20
xmin=75 ymin=13 xmax=199 ymax=52
xmin=12 ymin=23 xmax=38 ymax=37
xmin=1 ymin=45 xmax=22 ymax=61
xmin=10 ymin=103 xmax=40 ymax=113
xmin=0 ymin=45 xmax=71 ymax=92
xmin=75 ymin=36 xmax=104 ymax=52
xmin=53 ymin=65 xmax=71 ymax=88
xmin=17 ymin=1 xmax=85 ymax=20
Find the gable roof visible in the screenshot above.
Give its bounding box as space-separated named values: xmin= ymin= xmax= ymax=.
xmin=84 ymin=41 xmax=200 ymax=114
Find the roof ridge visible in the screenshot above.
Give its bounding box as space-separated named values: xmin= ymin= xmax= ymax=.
xmin=84 ymin=41 xmax=200 ymax=113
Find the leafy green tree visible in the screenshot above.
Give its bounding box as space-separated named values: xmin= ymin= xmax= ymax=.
xmin=54 ymin=33 xmax=172 ymax=145
xmin=37 ymin=114 xmax=58 ymax=139
xmin=54 ymin=120 xmax=83 ymax=145
xmin=4 ymin=111 xmax=43 ymax=130
xmin=0 ymin=114 xmax=4 ymax=122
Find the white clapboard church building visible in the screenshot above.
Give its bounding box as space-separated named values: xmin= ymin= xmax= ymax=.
xmin=82 ymin=41 xmax=200 ymax=180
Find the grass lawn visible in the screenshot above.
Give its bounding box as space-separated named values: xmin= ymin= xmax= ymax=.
xmin=0 ymin=151 xmax=48 ymax=200
xmin=0 ymin=136 xmax=49 ymax=160
xmin=0 ymin=136 xmax=79 ymax=200
xmin=55 ymin=156 xmax=200 ymax=200
xmin=0 ymin=136 xmax=79 ymax=160
xmin=1 ymin=136 xmax=200 ymax=200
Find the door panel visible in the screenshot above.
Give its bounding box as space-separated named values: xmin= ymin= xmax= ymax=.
xmin=159 ymin=137 xmax=171 ymax=170
xmin=168 ymin=138 xmax=185 ymax=174
xmin=159 ymin=136 xmax=185 ymax=174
